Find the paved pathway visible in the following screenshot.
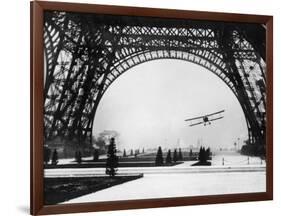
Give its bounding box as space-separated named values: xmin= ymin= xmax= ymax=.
xmin=46 ymin=152 xmax=266 ymax=204
xmin=64 ymin=171 xmax=266 ymax=204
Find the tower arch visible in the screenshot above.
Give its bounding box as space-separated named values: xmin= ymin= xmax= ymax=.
xmin=43 ymin=11 xmax=266 ymax=152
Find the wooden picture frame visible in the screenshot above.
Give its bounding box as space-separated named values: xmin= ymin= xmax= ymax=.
xmin=31 ymin=1 xmax=273 ymax=215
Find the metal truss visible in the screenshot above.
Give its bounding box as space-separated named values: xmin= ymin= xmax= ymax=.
xmin=43 ymin=11 xmax=266 ymax=149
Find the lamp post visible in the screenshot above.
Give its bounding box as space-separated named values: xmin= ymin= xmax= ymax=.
xmin=237 ymin=138 xmax=240 ymax=151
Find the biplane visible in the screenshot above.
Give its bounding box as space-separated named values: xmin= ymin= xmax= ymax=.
xmin=185 ymin=110 xmax=225 ymax=127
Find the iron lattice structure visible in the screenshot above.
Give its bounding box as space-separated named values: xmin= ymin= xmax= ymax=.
xmin=43 ymin=11 xmax=266 ymax=151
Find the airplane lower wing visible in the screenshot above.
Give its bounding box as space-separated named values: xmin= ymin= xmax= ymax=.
xmin=189 ymin=121 xmax=205 ymax=127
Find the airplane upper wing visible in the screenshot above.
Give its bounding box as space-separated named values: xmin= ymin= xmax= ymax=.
xmin=205 ymin=110 xmax=225 ymax=117
xmin=185 ymin=110 xmax=224 ymax=121
xmin=209 ymin=116 xmax=224 ymax=122
xmin=184 ymin=115 xmax=204 ymax=121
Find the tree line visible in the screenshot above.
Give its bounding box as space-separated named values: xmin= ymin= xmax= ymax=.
xmin=155 ymin=146 xmax=211 ymax=166
xmin=44 ymin=147 xmax=58 ymax=165
xmin=45 ymin=141 xmax=211 ymax=176
xmin=155 ymin=147 xmax=185 ymax=166
xmin=44 ymin=138 xmax=119 ymax=177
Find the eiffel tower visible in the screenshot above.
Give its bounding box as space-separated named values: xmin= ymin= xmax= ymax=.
xmin=43 ymin=11 xmax=266 ymax=155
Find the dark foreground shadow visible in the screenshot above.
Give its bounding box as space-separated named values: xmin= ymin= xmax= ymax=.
xmin=44 ymin=174 xmax=143 ymax=205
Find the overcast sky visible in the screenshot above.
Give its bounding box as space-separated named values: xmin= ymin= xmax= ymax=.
xmin=93 ymin=59 xmax=248 ymax=151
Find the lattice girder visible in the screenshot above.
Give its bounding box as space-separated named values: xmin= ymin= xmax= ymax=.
xmin=43 ymin=11 xmax=266 ymax=147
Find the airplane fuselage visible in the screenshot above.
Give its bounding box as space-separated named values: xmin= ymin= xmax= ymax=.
xmin=203 ymin=116 xmax=209 ymax=122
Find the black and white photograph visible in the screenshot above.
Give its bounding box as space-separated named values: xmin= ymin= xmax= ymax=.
xmin=43 ymin=9 xmax=267 ymax=205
